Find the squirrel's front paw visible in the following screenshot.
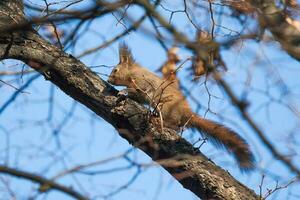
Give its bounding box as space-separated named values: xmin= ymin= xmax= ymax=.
xmin=117 ymin=89 xmax=128 ymax=97
xmin=116 ymin=89 xmax=128 ymax=104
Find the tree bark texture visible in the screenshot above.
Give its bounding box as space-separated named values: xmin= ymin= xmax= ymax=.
xmin=247 ymin=0 xmax=300 ymax=61
xmin=0 ymin=0 xmax=260 ymax=199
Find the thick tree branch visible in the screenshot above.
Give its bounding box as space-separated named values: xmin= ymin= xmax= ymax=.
xmin=0 ymin=28 xmax=259 ymax=200
xmin=0 ymin=0 xmax=260 ymax=199
xmin=134 ymin=0 xmax=300 ymax=178
xmin=238 ymin=0 xmax=300 ymax=61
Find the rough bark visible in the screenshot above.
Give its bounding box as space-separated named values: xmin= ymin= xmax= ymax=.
xmin=0 ymin=0 xmax=260 ymax=199
xmin=247 ymin=0 xmax=300 ymax=61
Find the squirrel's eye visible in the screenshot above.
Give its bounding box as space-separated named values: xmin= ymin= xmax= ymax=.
xmin=113 ymin=68 xmax=119 ymax=73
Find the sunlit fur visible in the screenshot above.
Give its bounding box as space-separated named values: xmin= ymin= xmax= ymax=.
xmin=108 ymin=44 xmax=255 ymax=171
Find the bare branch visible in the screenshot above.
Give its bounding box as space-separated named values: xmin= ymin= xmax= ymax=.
xmin=0 ymin=165 xmax=88 ymax=200
xmin=0 ymin=1 xmax=259 ymax=199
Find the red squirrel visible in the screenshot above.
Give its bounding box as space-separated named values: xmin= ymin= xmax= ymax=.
xmin=108 ymin=44 xmax=255 ymax=171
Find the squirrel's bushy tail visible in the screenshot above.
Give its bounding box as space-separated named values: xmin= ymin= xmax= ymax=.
xmin=189 ymin=115 xmax=255 ymax=171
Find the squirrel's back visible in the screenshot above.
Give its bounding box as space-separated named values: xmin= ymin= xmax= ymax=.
xmin=108 ymin=44 xmax=255 ymax=171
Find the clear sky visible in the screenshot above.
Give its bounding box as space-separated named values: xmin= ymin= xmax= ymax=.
xmin=1 ymin=0 xmax=300 ymax=199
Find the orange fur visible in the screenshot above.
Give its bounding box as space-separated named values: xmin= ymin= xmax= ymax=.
xmin=108 ymin=44 xmax=255 ymax=171
xmin=189 ymin=116 xmax=254 ymax=170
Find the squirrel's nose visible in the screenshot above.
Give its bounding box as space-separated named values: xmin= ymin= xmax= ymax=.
xmin=107 ymin=76 xmax=113 ymax=84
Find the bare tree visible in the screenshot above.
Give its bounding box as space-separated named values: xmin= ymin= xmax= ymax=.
xmin=0 ymin=0 xmax=299 ymax=199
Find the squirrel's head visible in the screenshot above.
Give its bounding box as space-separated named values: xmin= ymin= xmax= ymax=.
xmin=108 ymin=43 xmax=135 ymax=86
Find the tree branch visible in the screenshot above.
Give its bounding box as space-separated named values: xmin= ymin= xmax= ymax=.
xmin=0 ymin=165 xmax=88 ymax=200
xmin=237 ymin=0 xmax=300 ymax=61
xmin=133 ymin=0 xmax=300 ymax=178
xmin=0 ymin=0 xmax=260 ymax=199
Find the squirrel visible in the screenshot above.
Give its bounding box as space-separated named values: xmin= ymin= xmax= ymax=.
xmin=108 ymin=44 xmax=255 ymax=171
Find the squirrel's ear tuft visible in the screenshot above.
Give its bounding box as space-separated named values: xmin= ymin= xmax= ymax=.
xmin=119 ymin=43 xmax=134 ymax=65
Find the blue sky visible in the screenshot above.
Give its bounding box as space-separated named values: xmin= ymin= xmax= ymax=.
xmin=1 ymin=0 xmax=300 ymax=199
